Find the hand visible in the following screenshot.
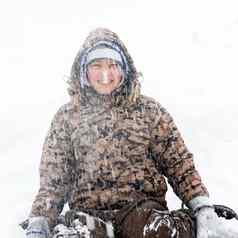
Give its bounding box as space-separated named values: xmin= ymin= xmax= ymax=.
xmin=188 ymin=196 xmax=238 ymax=238
xmin=26 ymin=217 xmax=50 ymax=238
xmin=196 ymin=206 xmax=238 ymax=238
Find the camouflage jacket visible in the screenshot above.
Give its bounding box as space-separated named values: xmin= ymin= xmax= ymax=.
xmin=30 ymin=28 xmax=208 ymax=228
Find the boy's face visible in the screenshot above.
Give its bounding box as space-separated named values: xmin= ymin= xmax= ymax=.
xmin=87 ymin=59 xmax=123 ymax=95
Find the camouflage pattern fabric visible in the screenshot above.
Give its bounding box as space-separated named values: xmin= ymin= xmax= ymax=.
xmin=30 ymin=28 xmax=208 ymax=229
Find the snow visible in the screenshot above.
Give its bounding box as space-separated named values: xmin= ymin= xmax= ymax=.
xmin=143 ymin=211 xmax=177 ymax=237
xmin=1 ymin=0 xmax=238 ymax=237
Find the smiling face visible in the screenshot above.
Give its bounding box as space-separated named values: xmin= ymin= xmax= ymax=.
xmin=86 ymin=59 xmax=123 ymax=95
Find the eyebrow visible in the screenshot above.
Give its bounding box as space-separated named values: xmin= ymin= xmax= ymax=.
xmin=90 ymin=62 xmax=101 ymax=66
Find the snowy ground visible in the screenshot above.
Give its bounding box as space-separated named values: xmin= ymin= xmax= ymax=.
xmin=1 ymin=0 xmax=238 ymax=237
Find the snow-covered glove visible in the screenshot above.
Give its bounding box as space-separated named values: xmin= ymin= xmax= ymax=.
xmin=188 ymin=196 xmax=238 ymax=238
xmin=26 ymin=217 xmax=50 ymax=238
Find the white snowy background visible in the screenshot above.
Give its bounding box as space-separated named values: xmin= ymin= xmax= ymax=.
xmin=1 ymin=0 xmax=238 ymax=237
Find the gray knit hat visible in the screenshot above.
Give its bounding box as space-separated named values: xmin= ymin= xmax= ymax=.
xmin=86 ymin=47 xmax=123 ymax=66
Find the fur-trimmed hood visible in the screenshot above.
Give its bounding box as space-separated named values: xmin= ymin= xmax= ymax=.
xmin=67 ymin=28 xmax=141 ymax=108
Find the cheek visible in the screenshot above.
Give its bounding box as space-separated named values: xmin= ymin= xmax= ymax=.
xmin=112 ymin=68 xmax=123 ymax=79
xmin=87 ymin=71 xmax=101 ymax=83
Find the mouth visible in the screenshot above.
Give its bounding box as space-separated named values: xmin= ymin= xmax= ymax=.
xmin=97 ymin=78 xmax=113 ymax=85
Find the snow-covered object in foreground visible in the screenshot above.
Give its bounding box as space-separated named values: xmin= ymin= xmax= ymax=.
xmin=53 ymin=224 xmax=78 ymax=238
xmin=143 ymin=210 xmax=177 ymax=237
xmin=53 ymin=222 xmax=88 ymax=238
xmin=52 ymin=211 xmax=114 ymax=238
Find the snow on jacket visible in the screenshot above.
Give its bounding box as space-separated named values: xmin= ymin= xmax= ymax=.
xmin=30 ymin=28 xmax=208 ymax=228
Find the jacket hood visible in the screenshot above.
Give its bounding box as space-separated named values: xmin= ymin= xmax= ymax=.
xmin=67 ymin=28 xmax=141 ymax=108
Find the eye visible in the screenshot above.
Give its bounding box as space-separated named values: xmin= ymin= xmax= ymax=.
xmin=109 ymin=63 xmax=118 ymax=69
xmin=89 ymin=64 xmax=101 ymax=70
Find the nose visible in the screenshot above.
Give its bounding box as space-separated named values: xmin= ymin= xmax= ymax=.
xmin=102 ymin=70 xmax=108 ymax=78
xmin=100 ymin=70 xmax=110 ymax=84
xmin=102 ymin=64 xmax=114 ymax=76
xmin=102 ymin=65 xmax=112 ymax=74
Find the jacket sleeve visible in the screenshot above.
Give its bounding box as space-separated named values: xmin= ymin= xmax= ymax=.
xmin=150 ymin=103 xmax=209 ymax=205
xmin=29 ymin=106 xmax=74 ymax=228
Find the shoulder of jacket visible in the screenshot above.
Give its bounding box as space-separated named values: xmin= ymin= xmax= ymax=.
xmin=53 ymin=102 xmax=75 ymax=122
xmin=139 ymin=95 xmax=163 ymax=111
xmin=137 ymin=95 xmax=171 ymax=124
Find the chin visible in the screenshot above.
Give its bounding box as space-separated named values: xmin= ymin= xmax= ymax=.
xmin=97 ymin=90 xmax=113 ymax=95
xmin=96 ymin=87 xmax=115 ymax=95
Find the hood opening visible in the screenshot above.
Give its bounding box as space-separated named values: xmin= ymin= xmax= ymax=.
xmin=68 ymin=28 xmax=141 ymax=108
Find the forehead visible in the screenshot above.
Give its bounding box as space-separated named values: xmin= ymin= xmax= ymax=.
xmin=88 ymin=58 xmax=117 ymax=66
